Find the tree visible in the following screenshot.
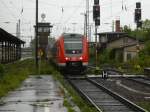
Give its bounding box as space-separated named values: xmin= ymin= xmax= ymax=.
xmin=121 ymin=19 xmax=150 ymax=41
xmin=121 ymin=25 xmax=132 ymax=33
xmin=142 ymin=19 xmax=150 ymax=30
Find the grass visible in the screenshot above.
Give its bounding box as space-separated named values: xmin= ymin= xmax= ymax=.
xmin=0 ymin=59 xmax=54 ymax=98
xmin=52 ymin=71 xmax=99 ymax=112
xmin=0 ymin=60 xmax=30 ymax=97
xmin=0 ymin=59 xmax=98 ymax=111
xmin=1 ymin=59 xmax=149 ymax=111
xmin=138 ymin=102 xmax=150 ymax=112
xmin=63 ymin=98 xmax=75 ymax=112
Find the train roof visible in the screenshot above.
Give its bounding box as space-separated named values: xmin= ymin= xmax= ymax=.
xmin=62 ymin=33 xmax=84 ymax=38
xmin=55 ymin=33 xmax=85 ymax=42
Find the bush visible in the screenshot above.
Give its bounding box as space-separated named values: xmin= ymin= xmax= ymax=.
xmin=0 ymin=64 xmax=4 ymax=77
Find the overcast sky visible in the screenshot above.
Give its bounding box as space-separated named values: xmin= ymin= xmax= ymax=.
xmin=0 ymin=0 xmax=150 ymax=46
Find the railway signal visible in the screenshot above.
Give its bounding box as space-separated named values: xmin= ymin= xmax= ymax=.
xmin=134 ymin=2 xmax=142 ymax=28
xmin=93 ymin=0 xmax=100 ymax=25
xmin=95 ymin=17 xmax=100 ymax=26
xmin=136 ymin=2 xmax=141 ymax=9
xmin=93 ymin=0 xmax=100 ymax=67
xmin=134 ymin=8 xmax=141 ymax=23
xmin=93 ymin=0 xmax=100 ymax=26
xmin=94 ymin=0 xmax=99 ymax=5
xmin=93 ymin=5 xmax=100 ymax=20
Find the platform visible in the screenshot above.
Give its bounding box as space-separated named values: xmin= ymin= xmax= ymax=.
xmin=0 ymin=75 xmax=67 ymax=112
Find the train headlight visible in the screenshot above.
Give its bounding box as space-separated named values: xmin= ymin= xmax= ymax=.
xmin=79 ymin=57 xmax=83 ymax=60
xmin=65 ymin=57 xmax=69 ymax=60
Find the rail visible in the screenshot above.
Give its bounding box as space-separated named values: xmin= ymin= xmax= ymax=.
xmin=88 ymin=78 xmax=147 ymax=112
xmin=67 ymin=77 xmax=147 ymax=112
xmin=125 ymin=76 xmax=150 ymax=87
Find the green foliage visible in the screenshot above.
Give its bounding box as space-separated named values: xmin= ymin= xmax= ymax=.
xmin=134 ymin=40 xmax=150 ymax=71
xmin=0 ymin=59 xmax=56 ymax=98
xmin=63 ymin=98 xmax=75 ymax=112
xmin=0 ymin=61 xmax=29 ymax=97
xmin=144 ymin=40 xmax=150 ymax=55
xmin=142 ymin=19 xmax=150 ymax=30
xmin=122 ymin=19 xmax=150 ymax=41
xmin=0 ymin=64 xmax=4 ymax=77
xmin=89 ymin=47 xmax=96 ymax=65
xmin=38 ymin=60 xmax=54 ymax=75
xmin=121 ymin=25 xmax=132 ymax=33
xmin=138 ymin=102 xmax=150 ymax=112
xmin=98 ymin=49 xmax=121 ymax=65
xmin=95 ymin=19 xmax=150 ymax=74
xmin=52 ymin=71 xmax=99 ymax=112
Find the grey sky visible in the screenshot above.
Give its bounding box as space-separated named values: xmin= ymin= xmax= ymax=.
xmin=0 ymin=0 xmax=150 ymax=46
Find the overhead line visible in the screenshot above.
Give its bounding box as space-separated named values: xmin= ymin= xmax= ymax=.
xmin=63 ymin=0 xmax=84 ymax=24
xmin=26 ymin=0 xmax=85 ymax=8
xmin=101 ymin=2 xmax=135 ymax=22
xmin=0 ymin=0 xmax=18 ymax=20
xmin=9 ymin=1 xmax=20 ymax=16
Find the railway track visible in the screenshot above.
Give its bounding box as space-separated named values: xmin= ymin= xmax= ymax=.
xmin=126 ymin=76 xmax=150 ymax=86
xmin=67 ymin=77 xmax=147 ymax=112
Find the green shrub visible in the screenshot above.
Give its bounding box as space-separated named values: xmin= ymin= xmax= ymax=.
xmin=0 ymin=64 xmax=4 ymax=77
xmin=52 ymin=70 xmax=99 ymax=112
xmin=0 ymin=59 xmax=58 ymax=98
xmin=63 ymin=98 xmax=75 ymax=112
xmin=138 ymin=102 xmax=150 ymax=112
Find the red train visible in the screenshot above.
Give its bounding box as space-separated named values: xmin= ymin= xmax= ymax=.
xmin=50 ymin=33 xmax=89 ymax=74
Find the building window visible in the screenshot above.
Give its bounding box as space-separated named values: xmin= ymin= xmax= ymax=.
xmin=127 ymin=53 xmax=132 ymax=60
xmin=38 ymin=27 xmax=43 ymax=32
xmin=43 ymin=27 xmax=50 ymax=32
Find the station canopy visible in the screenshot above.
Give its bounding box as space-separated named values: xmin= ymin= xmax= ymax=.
xmin=0 ymin=28 xmax=25 ymax=44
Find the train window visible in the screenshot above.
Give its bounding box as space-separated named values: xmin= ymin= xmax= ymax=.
xmin=64 ymin=42 xmax=82 ymax=50
xmin=64 ymin=41 xmax=82 ymax=54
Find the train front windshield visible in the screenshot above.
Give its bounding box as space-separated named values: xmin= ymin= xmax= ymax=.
xmin=64 ymin=41 xmax=82 ymax=54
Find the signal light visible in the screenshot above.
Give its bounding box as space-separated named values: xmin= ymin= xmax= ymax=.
xmin=134 ymin=8 xmax=141 ymax=23
xmin=93 ymin=0 xmax=100 ymax=26
xmin=136 ymin=2 xmax=141 ymax=8
xmin=93 ymin=5 xmax=100 ymax=20
xmin=94 ymin=0 xmax=99 ymax=5
xmin=95 ymin=18 xmax=100 ymax=26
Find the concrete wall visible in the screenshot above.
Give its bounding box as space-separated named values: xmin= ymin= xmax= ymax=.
xmin=107 ymin=37 xmax=136 ymax=49
xmin=106 ymin=36 xmax=144 ymax=62
xmin=124 ymin=43 xmax=144 ymax=62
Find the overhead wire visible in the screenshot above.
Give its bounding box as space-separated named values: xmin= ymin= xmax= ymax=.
xmin=0 ymin=0 xmax=18 ymax=21
xmin=26 ymin=0 xmax=84 ymax=8
xmin=9 ymin=1 xmax=20 ymax=16
xmin=55 ymin=0 xmax=70 ymax=34
xmin=0 ymin=0 xmax=139 ymax=37
xmin=53 ymin=0 xmax=84 ymax=35
xmin=63 ymin=0 xmax=84 ymax=24
xmin=101 ymin=1 xmax=135 ymax=22
xmin=100 ymin=2 xmax=136 ymax=31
